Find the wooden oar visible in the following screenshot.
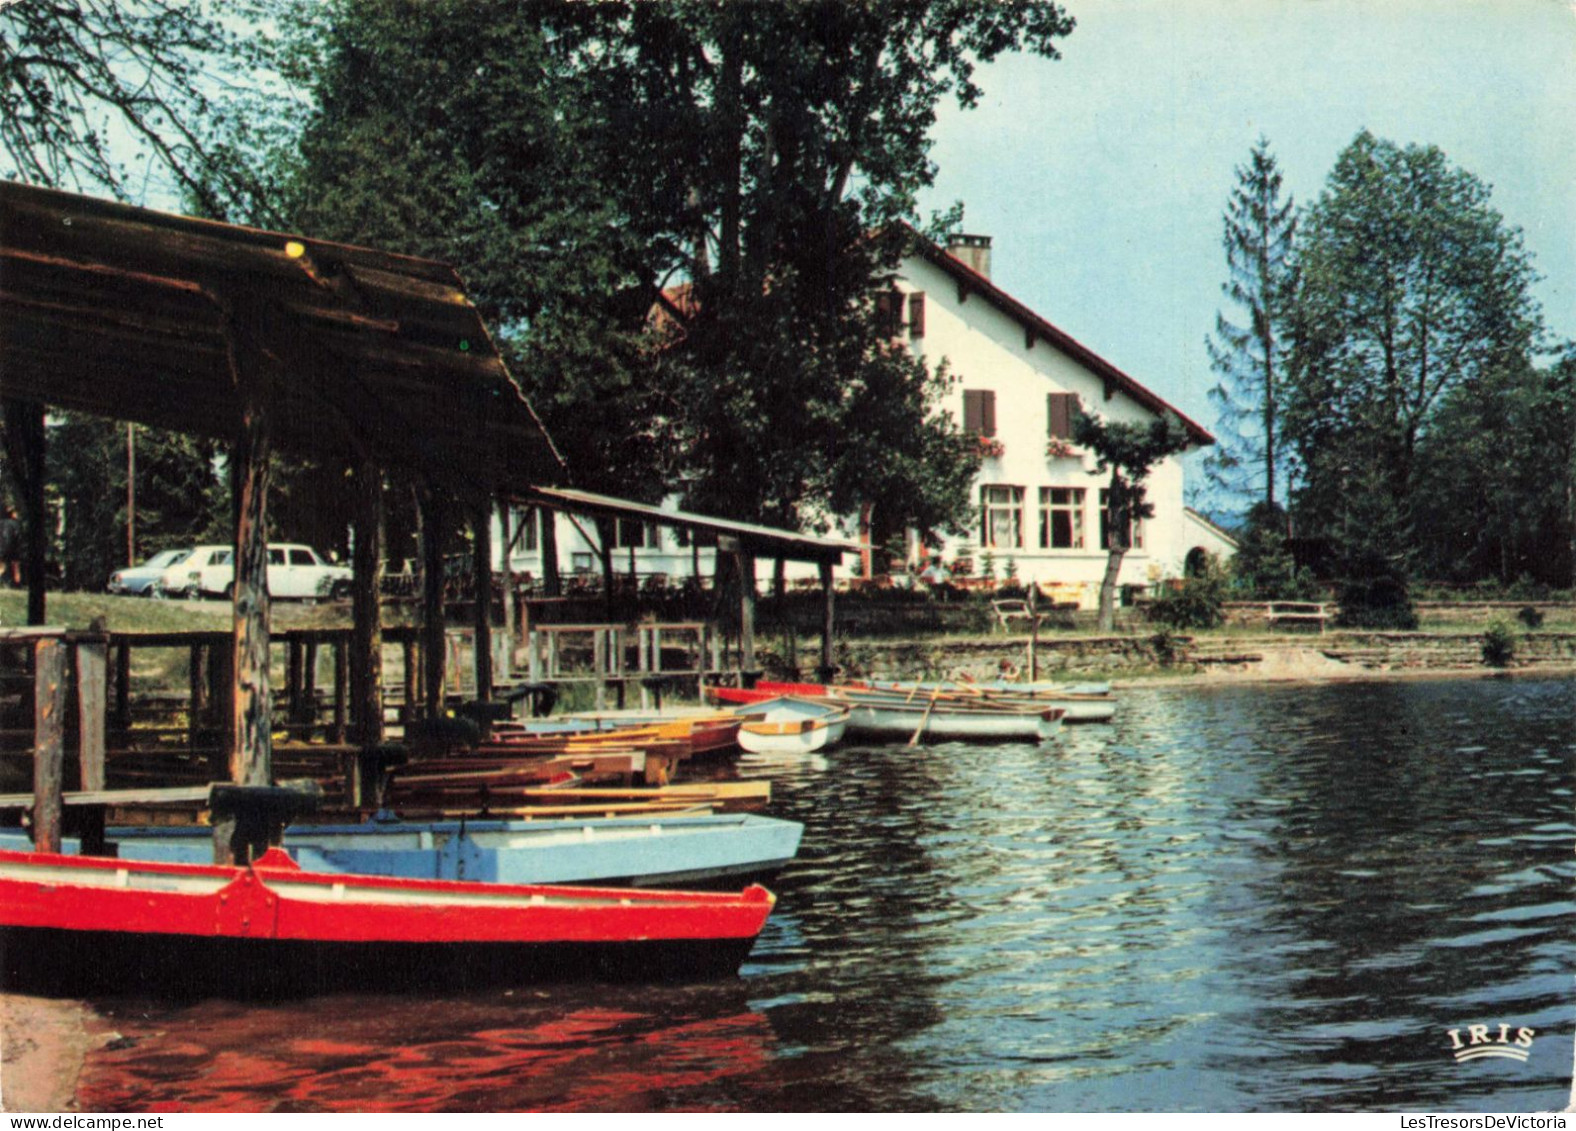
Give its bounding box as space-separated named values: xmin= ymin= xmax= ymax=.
xmin=908 ymin=691 xmax=940 ymax=747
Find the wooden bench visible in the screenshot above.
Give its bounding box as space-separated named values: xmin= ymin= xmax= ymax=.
xmin=991 ymin=599 xmax=1037 ymax=632
xmin=1266 ymin=601 xmax=1330 ymax=633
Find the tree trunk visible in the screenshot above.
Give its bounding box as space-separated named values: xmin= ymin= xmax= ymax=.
xmin=1097 ymin=469 xmax=1130 ymax=633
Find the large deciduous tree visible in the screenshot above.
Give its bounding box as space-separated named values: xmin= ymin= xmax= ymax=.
xmin=1284 ymin=131 xmax=1541 ymax=534
xmin=277 ymin=0 xmax=1072 ymax=545
xmin=1283 ymin=131 xmax=1542 ymax=613
xmin=1204 ymin=137 xmax=1297 ymax=512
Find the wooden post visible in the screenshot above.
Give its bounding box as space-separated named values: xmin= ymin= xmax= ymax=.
xmin=499 ymin=503 xmax=515 ymax=674
xmin=351 ymin=460 xmax=384 ymax=745
xmin=187 ymin=642 xmax=208 ymax=752
xmin=76 ymin=638 xmax=107 ymax=792
xmin=818 ymin=560 xmax=837 ymax=683
xmin=540 ymin=506 xmax=561 ymax=597
xmin=114 ymin=640 xmax=132 ymax=731
xmin=420 ymin=491 xmax=448 ymax=719
xmin=1028 ymin=583 xmax=1039 ymax=682
xmin=471 ymin=504 xmax=494 ymax=702
xmin=207 ymin=640 xmax=234 ymax=782
xmin=401 ymin=638 xmax=418 ymax=725
xmin=2 ymin=399 xmax=48 ymax=625
xmin=32 ymin=637 xmax=66 ymax=853
xmin=301 ymin=640 xmax=319 ymax=734
xmin=332 ymin=636 xmax=348 ymax=744
xmin=285 ymin=639 xmax=303 ymax=729
xmin=737 ymin=549 xmax=756 ymax=673
xmin=230 ymin=390 xmax=273 ymax=787
xmin=593 ymin=629 xmax=607 ymax=711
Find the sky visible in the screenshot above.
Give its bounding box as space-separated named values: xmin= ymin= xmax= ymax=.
xmin=920 ymin=0 xmax=1576 ymax=440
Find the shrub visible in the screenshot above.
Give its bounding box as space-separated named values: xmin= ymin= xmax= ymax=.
xmin=1150 ymin=629 xmax=1181 ymax=666
xmin=1517 ymin=605 xmax=1544 ymax=629
xmin=1481 ymin=620 xmax=1516 ymax=667
xmin=1148 ymin=565 xmax=1228 ymax=630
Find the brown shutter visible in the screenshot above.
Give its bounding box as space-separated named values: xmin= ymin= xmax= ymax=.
xmin=982 ymin=389 xmax=996 ymax=437
xmin=1048 ymin=392 xmax=1079 ymax=439
xmin=908 ymin=292 xmax=926 ymax=338
xmin=964 ymin=390 xmax=983 ymax=434
xmin=875 ymin=291 xmax=901 ymax=339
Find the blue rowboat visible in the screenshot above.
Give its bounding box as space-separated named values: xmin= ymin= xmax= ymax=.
xmin=0 ymin=812 xmax=803 ymax=890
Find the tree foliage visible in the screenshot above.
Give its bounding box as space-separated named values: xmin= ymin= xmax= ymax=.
xmin=1204 ymin=137 xmax=1297 ymax=511
xmin=275 ymin=0 xmax=1071 ymax=541
xmin=0 ymin=0 xmax=276 ymax=218
xmin=1073 ymin=410 xmax=1191 ymax=631
xmin=1285 ymin=132 xmax=1541 ymax=530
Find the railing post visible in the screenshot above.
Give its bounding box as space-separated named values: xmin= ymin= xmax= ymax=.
xmin=32 ymin=636 xmax=66 ymax=853
xmin=76 ymin=638 xmax=107 ymax=792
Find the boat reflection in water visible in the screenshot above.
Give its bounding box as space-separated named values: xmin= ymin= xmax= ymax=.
xmin=80 ymin=993 xmax=778 ymax=1113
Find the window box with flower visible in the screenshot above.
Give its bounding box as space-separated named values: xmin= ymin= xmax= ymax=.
xmin=1045 ymin=437 xmax=1079 ymax=459
xmin=976 ymin=435 xmax=1006 ymax=458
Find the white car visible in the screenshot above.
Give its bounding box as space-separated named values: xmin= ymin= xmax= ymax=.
xmin=156 ymin=545 xmax=232 ymax=599
xmin=188 ymin=543 xmax=353 ymax=601
xmin=108 ymin=548 xmax=192 ymax=596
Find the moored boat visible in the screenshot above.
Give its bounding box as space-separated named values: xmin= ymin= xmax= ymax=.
xmin=709 ymin=684 xmax=1062 ymax=743
xmin=853 ymin=679 xmax=1116 ymax=723
xmin=730 ymin=696 xmax=849 ymax=755
xmin=0 ymin=811 xmax=803 ymax=890
xmin=0 ymin=847 xmax=775 ymax=996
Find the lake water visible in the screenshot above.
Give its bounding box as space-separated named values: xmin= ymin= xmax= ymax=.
xmin=75 ymin=677 xmax=1575 ymax=1112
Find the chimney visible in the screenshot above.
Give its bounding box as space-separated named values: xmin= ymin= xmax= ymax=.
xmin=945 ymin=233 xmax=992 ymax=279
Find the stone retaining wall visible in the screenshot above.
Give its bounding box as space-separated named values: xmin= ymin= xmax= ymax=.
xmin=762 ymin=629 xmax=1576 ymax=682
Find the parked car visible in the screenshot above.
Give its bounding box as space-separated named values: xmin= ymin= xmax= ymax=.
xmin=157 ymin=545 xmax=232 ymax=599
xmin=107 ymin=548 xmax=191 ymax=596
xmin=189 ymin=543 xmax=352 ymax=602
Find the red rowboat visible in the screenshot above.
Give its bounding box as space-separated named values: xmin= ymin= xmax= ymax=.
xmin=0 ymin=847 xmax=774 ymax=996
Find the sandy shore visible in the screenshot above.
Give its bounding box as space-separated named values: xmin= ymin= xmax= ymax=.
xmin=1113 ymin=646 xmax=1576 ymax=689
xmin=0 ymin=993 xmax=96 ymax=1113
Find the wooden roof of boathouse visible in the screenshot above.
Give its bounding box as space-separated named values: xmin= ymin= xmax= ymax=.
xmin=0 ymin=179 xmax=566 ymax=495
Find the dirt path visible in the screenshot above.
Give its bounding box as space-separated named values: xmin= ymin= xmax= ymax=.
xmin=0 ymin=994 xmax=96 ymax=1113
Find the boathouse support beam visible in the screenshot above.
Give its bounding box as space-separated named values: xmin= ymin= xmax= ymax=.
xmin=420 ymin=489 xmax=448 ymax=720
xmin=2 ymin=398 xmax=48 ymax=625
xmin=229 ymin=379 xmax=274 ymax=787
xmin=818 ymin=560 xmax=836 ymax=684
xmin=737 ymin=547 xmax=756 ymax=675
xmin=471 ymin=502 xmax=494 ymax=702
xmin=351 ymin=459 xmax=384 ymax=746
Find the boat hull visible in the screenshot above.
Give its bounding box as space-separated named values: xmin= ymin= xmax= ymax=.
xmin=1 ymin=926 xmax=762 ymax=997
xmin=0 ymin=848 xmax=774 ymax=996
xmin=711 ymin=685 xmax=1062 ymax=743
xmin=0 ymin=813 xmax=804 ymax=890
xmin=734 ymin=697 xmax=850 ymax=755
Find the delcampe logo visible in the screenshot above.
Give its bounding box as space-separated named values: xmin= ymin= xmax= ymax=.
xmin=1446 ymin=1022 xmax=1535 ymax=1064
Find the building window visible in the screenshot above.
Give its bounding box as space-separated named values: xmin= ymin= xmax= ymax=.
xmin=1039 ymin=487 xmax=1086 ymax=549
xmin=964 ymin=389 xmax=997 ymax=437
xmin=981 ymin=484 xmax=1023 ymax=549
xmin=1099 ymin=489 xmax=1144 ymax=550
xmin=510 ymin=507 xmax=539 ymax=553
xmin=1047 ymin=392 xmax=1080 ymax=439
xmin=908 ymin=292 xmax=926 ymax=339
xmin=614 ymin=520 xmax=659 ymax=549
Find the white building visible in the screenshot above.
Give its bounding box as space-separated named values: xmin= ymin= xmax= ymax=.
xmin=493 ymin=233 xmax=1234 ymax=603
xmin=891 ymin=233 xmax=1231 ymax=605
